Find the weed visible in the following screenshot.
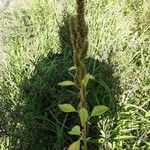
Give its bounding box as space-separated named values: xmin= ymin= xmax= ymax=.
xmin=58 ymin=1 xmax=108 ymax=149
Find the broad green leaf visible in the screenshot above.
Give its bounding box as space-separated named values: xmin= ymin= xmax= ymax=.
xmin=114 ymin=135 xmax=137 ymax=140
xmin=68 ymin=66 xmax=77 ymax=71
xmin=68 ymin=140 xmax=80 ymax=150
xmin=81 ymin=73 xmax=95 ymax=87
xmin=58 ymin=104 xmax=76 ymax=113
xmin=68 ymin=125 xmax=81 ymax=136
xmin=79 ymin=108 xmax=89 ymax=127
xmin=58 ymin=81 xmax=76 ymax=86
xmin=88 ymin=138 xmax=99 ymax=144
xmin=91 ymin=105 xmax=108 ymax=117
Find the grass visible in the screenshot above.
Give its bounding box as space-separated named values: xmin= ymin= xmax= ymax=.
xmin=0 ymin=0 xmax=150 ymax=149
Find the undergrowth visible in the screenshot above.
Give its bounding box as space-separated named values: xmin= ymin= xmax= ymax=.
xmin=0 ymin=0 xmax=149 ymax=149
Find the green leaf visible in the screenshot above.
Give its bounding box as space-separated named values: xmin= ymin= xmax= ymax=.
xmin=79 ymin=108 xmax=89 ymax=127
xmin=58 ymin=81 xmax=76 ymax=86
xmin=68 ymin=140 xmax=80 ymax=150
xmin=114 ymin=135 xmax=137 ymax=140
xmin=144 ymin=141 xmax=150 ymax=146
xmin=81 ymin=73 xmax=95 ymax=87
xmin=125 ymin=104 xmax=147 ymax=113
xmin=58 ymin=104 xmax=76 ymax=113
xmin=68 ymin=66 xmax=77 ymax=71
xmin=88 ymin=138 xmax=99 ymax=144
xmin=68 ymin=125 xmax=81 ymax=136
xmin=86 ymin=137 xmax=92 ymax=141
xmin=91 ymin=105 xmax=108 ymax=117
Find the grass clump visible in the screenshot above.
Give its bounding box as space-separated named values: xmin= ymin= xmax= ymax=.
xmin=0 ymin=0 xmax=150 ymax=149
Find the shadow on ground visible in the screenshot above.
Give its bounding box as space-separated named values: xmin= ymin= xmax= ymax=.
xmin=2 ymin=13 xmax=121 ymax=150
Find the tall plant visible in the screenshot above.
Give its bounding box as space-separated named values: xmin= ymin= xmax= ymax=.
xmin=58 ymin=0 xmax=108 ymax=149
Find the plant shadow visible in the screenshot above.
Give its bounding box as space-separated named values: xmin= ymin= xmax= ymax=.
xmin=5 ymin=13 xmax=121 ymax=150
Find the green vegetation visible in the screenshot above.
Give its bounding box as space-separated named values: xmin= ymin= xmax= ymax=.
xmin=58 ymin=1 xmax=108 ymax=149
xmin=0 ymin=0 xmax=149 ymax=149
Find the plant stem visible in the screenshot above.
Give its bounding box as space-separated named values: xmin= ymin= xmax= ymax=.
xmin=70 ymin=0 xmax=88 ymax=149
xmin=79 ymin=83 xmax=86 ymax=108
xmin=83 ymin=124 xmax=88 ymax=150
